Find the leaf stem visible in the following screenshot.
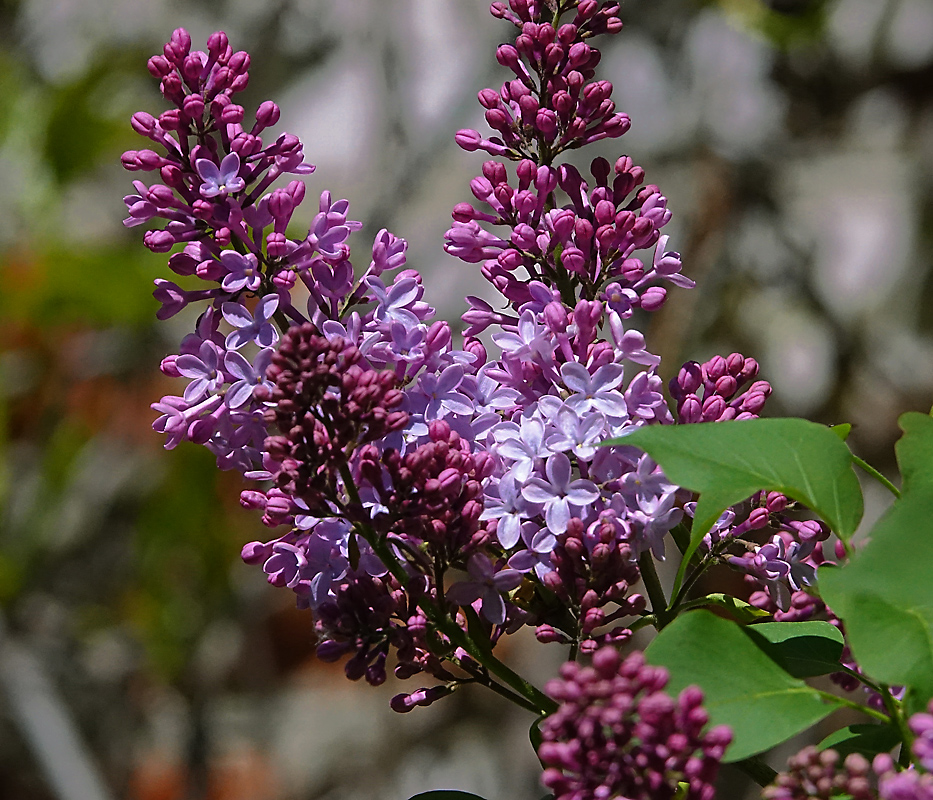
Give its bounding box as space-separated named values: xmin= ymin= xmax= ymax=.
xmin=851 ymin=455 xmax=901 ymax=499
xmin=815 ymin=690 xmax=892 ymax=724
xmin=734 ymin=755 xmax=778 ymax=787
xmin=638 ymin=553 xmax=672 ymax=628
xmin=878 ymin=684 xmax=913 ymax=767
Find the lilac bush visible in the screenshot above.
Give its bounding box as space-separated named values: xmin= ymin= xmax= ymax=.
xmin=120 ymin=3 xmax=933 ymax=799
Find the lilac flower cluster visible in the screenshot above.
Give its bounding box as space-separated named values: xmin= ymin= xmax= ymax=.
xmin=765 ymin=710 xmax=933 ymax=800
xmin=539 ymin=648 xmax=731 ymax=800
xmin=763 ymin=746 xmax=877 ymax=800
xmin=126 ymin=0 xmax=793 ymax=718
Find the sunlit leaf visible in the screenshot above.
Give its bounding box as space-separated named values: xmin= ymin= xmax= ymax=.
xmin=646 ymin=610 xmax=843 ymax=761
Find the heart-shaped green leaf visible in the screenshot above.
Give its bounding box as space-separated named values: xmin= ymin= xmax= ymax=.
xmin=609 ymin=419 xmax=863 ymax=598
xmin=645 ymin=610 xmax=844 ymax=761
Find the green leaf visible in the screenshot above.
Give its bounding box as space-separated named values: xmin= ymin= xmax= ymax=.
xmin=610 ymin=419 xmax=863 ymax=597
xmin=896 ymin=412 xmax=933 ymax=494
xmin=744 ymin=621 xmax=845 ymax=678
xmin=408 ymin=793 xmax=490 ymax=800
xmin=831 ymin=423 xmax=852 ymax=441
xmin=819 ymin=487 xmax=933 ymax=709
xmin=645 ymin=610 xmax=843 ymax=762
xmin=817 ymin=723 xmax=901 ymax=760
xmin=820 ymin=407 xmax=933 ymax=708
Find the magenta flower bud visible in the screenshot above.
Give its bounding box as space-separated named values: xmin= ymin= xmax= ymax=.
xmin=210 ymin=66 xmax=231 ymax=94
xmin=160 ymin=354 xmax=181 ymax=377
xmin=131 ymin=111 xmax=157 ymax=135
xmin=160 ymin=164 xmax=184 ymax=186
xmin=426 ymin=320 xmax=451 ymax=352
xmin=544 ymin=42 xmax=564 ymax=70
xmin=701 ymin=396 xmax=726 ymax=422
xmin=477 ymin=88 xmax=500 ymax=109
xmin=181 ymin=54 xmax=203 ymax=84
xmin=568 ymin=42 xmax=592 ymax=68
xmin=639 ymin=286 xmax=667 ymax=311
xmin=228 ymin=50 xmax=250 ymax=74
xmin=674 ymin=362 xmax=703 ymax=396
xmin=741 ymin=358 xmax=761 ymax=380
xmin=536 ymin=108 xmax=558 ymax=137
xmin=255 ymin=99 xmax=280 ymax=128
xmin=207 ymin=31 xmax=229 ymax=61
xmin=561 ymin=246 xmax=586 ymax=275
xmin=740 ymin=392 xmax=768 ymax=415
xmin=221 ymin=103 xmax=244 ymax=123
xmin=455 ymin=129 xmax=482 ymax=151
xmin=158 ymin=109 xmax=183 ymax=131
xmin=496 ymin=44 xmax=522 ymax=73
xmin=160 ymin=72 xmax=184 ymax=102
xmin=463 ymin=337 xmax=487 ymax=365
xmin=705 ymin=355 xmax=728 ymax=381
xmin=239 ymin=491 xmax=268 ymax=511
xmin=230 ymin=72 xmax=250 ymax=92
xmin=316 ymin=640 xmax=352 ymax=663
xmin=484 ymin=107 xmax=513 ymax=132
xmin=147 ymin=55 xmax=173 ymax=78
xmin=726 ymin=352 xmax=746 ymax=375
xmin=182 ymin=93 xmax=205 ymax=118
xmin=576 ymin=0 xmax=598 ymax=19
xmin=144 ymin=229 xmax=175 ymax=252
xmin=544 ymin=301 xmax=569 ymax=333
xmin=121 ymin=150 xmax=141 ymax=170
xmin=240 ymin=539 xmax=273 ymax=563
xmin=536 ymin=625 xmax=568 ymax=644
xmin=747 ymin=508 xmax=770 ymax=530
xmin=714 ymin=375 xmax=738 ymax=398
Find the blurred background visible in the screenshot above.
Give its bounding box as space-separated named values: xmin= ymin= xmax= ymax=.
xmin=1 ymin=0 xmax=932 ymax=798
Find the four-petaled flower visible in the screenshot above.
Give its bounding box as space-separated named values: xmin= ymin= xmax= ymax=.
xmin=521 ymin=453 xmax=600 ymax=534
xmin=446 ymin=553 xmax=523 ymax=625
xmin=223 ymin=295 xmax=280 ymax=350
xmin=195 ymin=152 xmax=245 ymax=198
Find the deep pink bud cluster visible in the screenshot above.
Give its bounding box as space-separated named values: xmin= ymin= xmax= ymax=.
xmin=763 ymin=747 xmax=877 ymax=800
xmin=533 ymin=516 xmax=646 ymax=652
xmin=539 ymin=649 xmax=731 ymax=800
xmin=365 ymin=421 xmax=492 ymax=559
xmin=260 ymin=324 xmax=408 ymax=515
xmin=670 ymin=353 xmax=771 ymax=423
xmin=469 ymin=2 xmax=628 ymax=161
xmin=314 ymin=574 xmax=447 ymax=688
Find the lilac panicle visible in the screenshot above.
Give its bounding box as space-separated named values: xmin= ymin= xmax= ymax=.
xmin=539 ymin=648 xmax=730 ymax=800
xmin=765 ymin=737 xmax=933 ymax=800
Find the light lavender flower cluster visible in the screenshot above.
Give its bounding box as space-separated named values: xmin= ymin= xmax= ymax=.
xmin=121 ymin=0 xmax=842 ymax=698
xmin=123 ymin=5 xmax=893 ymax=798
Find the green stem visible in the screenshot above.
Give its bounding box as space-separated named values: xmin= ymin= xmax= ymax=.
xmin=669 ymin=557 xmax=714 ymax=612
xmin=852 ymin=455 xmax=901 ymax=499
xmin=734 ymin=755 xmax=778 ymax=787
xmin=638 ymin=553 xmax=671 ymax=628
xmin=669 ymin=522 xmax=691 ymax=556
xmin=460 ymin=669 xmax=542 ymax=715
xmin=815 ymin=690 xmax=892 ymax=724
xmin=878 ymin=684 xmax=913 ymax=767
